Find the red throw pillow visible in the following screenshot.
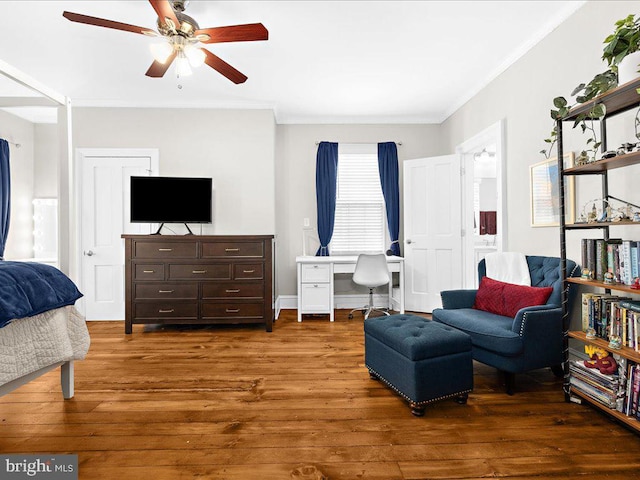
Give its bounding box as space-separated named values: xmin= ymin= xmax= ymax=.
xmin=473 ymin=276 xmax=553 ymax=317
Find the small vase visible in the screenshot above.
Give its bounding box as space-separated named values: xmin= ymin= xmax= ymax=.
xmin=617 ymin=50 xmax=640 ymax=85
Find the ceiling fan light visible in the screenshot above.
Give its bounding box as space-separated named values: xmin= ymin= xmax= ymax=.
xmin=175 ymin=56 xmax=193 ymax=77
xmin=150 ymin=42 xmax=174 ymax=64
xmin=184 ymin=45 xmax=205 ymax=67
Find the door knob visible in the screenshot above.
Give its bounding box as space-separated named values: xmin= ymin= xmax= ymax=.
xmin=84 ymin=250 xmax=95 ymax=256
xmin=406 ymin=239 xmax=412 ymax=244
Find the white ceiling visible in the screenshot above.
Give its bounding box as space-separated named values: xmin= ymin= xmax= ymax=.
xmin=0 ymin=0 xmax=585 ymax=124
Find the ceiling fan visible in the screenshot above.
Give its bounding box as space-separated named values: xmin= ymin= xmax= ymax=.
xmin=62 ymin=0 xmax=268 ymax=84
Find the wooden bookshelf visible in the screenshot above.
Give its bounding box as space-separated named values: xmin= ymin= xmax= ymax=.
xmin=567 ymin=277 xmax=640 ymax=295
xmin=565 ymin=220 xmax=639 ymax=229
xmin=564 ymin=150 xmax=640 ymax=175
xmin=568 ymin=330 xmax=640 ymax=363
xmin=570 ymin=389 xmax=640 ymax=430
xmin=565 ymin=77 xmax=640 ymax=121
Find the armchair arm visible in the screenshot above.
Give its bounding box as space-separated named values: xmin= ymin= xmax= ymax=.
xmin=512 ymin=305 xmax=563 ymax=337
xmin=440 ymin=289 xmax=477 ymax=309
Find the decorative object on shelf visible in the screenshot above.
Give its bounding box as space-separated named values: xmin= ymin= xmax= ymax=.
xmin=577 ymin=196 xmax=640 ymax=224
xmin=632 ymin=278 xmax=640 ymax=289
xmin=583 ymin=346 xmax=618 ymax=373
xmin=530 ymin=152 xmax=575 ymax=227
xmin=604 ymin=271 xmax=615 ymax=284
xmin=581 ymin=268 xmax=593 ymax=280
xmin=585 ymin=327 xmax=597 ymax=339
xmin=602 ymin=150 xmax=618 ymax=159
xmin=602 ymin=14 xmax=640 ymax=84
xmin=608 ymin=334 xmax=623 ymax=350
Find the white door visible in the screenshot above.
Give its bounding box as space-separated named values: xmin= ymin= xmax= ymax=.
xmin=403 ymin=154 xmax=463 ymax=312
xmin=78 ymin=149 xmax=158 ymax=320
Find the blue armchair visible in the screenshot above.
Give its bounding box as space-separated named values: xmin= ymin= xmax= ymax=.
xmin=432 ymin=255 xmax=580 ymax=394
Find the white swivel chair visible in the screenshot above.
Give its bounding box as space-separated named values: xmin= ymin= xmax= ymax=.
xmin=348 ymin=253 xmax=391 ymax=320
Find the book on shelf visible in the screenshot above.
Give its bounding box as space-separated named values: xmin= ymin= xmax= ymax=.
xmin=580 ymin=238 xmax=640 ymax=285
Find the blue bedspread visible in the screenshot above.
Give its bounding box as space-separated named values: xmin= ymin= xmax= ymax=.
xmin=0 ymin=261 xmax=83 ymax=328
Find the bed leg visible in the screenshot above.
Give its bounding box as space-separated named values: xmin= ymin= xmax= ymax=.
xmin=61 ymin=361 xmax=74 ymax=399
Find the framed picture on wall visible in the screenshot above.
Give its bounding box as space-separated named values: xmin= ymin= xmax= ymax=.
xmin=529 ymin=152 xmax=575 ymax=227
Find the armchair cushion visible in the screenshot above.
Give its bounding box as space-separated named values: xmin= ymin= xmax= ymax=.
xmin=432 ymin=307 xmax=523 ymax=356
xmin=473 ymin=276 xmax=554 ymax=318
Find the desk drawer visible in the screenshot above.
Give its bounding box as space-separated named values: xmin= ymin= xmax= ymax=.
xmin=169 ymin=264 xmax=231 ymax=280
xmin=301 ymin=264 xmax=331 ymax=283
xmin=134 ymin=283 xmax=198 ymax=300
xmin=202 ymin=242 xmax=264 ymax=258
xmin=134 ymin=241 xmax=197 ymax=259
xmin=134 ymin=303 xmax=198 ymax=319
xmin=135 ymin=264 xmax=165 ymax=280
xmin=300 ymin=283 xmax=332 ymax=313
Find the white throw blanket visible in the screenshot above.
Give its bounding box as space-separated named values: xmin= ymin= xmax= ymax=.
xmin=484 ymin=252 xmax=531 ymax=286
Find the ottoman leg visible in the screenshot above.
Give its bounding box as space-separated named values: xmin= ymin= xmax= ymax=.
xmin=369 ymin=370 xmax=379 ymax=380
xmin=455 ymin=393 xmax=469 ymax=404
xmin=409 ymin=402 xmax=425 ymax=417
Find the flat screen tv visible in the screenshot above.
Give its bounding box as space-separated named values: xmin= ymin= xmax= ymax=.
xmin=130 ymin=176 xmax=212 ymax=233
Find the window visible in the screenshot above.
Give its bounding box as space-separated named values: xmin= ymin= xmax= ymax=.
xmin=330 ymin=144 xmax=386 ymax=254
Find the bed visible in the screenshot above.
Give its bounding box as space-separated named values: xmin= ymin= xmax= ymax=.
xmin=0 ymin=261 xmax=89 ymax=399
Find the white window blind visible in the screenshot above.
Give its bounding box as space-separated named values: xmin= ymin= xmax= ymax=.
xmin=331 ymin=144 xmax=386 ymax=255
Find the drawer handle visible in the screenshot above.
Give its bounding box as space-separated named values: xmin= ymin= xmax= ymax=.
xmin=313 ymin=265 xmax=318 ymax=269
xmin=243 ymin=269 xmax=255 ymax=273
xmin=158 ymin=248 xmax=173 ymax=252
xmin=225 ymin=248 xmax=240 ymax=252
xmin=158 ymin=290 xmax=174 ymax=293
xmin=314 ymin=284 xmax=319 ymax=288
xmin=226 ymin=289 xmax=241 ymax=293
xmin=226 ymin=308 xmax=240 ymax=313
xmin=192 ymin=270 xmax=207 ymax=274
xmin=143 ymin=270 xmax=155 ymax=273
xmin=159 ymin=309 xmax=174 ymax=313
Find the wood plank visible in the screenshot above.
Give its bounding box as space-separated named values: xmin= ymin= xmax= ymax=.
xmin=1 ymin=310 xmax=640 ymax=479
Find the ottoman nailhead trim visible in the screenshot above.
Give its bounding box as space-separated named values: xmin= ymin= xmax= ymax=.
xmin=366 ymin=365 xmax=472 ymax=406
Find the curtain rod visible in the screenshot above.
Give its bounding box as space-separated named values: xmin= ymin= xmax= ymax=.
xmin=5 ymin=140 xmax=21 ymax=148
xmin=315 ymin=141 xmax=402 ymax=146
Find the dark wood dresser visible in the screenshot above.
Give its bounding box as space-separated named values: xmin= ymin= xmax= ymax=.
xmin=122 ymin=235 xmax=274 ymax=334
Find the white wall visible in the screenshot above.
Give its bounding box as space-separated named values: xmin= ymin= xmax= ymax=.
xmin=0 ymin=110 xmax=34 ymax=259
xmin=72 ymin=108 xmax=276 ymax=236
xmin=33 ymin=123 xmax=58 ymax=198
xmin=440 ymin=1 xmax=640 ymax=264
xmin=275 ymin=123 xmax=443 ymax=296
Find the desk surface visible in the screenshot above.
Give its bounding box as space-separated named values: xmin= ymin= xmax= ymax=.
xmin=296 ymin=255 xmax=404 ymax=264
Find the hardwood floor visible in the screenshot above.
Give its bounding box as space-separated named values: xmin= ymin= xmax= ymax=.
xmin=2 ymin=310 xmax=640 ymax=479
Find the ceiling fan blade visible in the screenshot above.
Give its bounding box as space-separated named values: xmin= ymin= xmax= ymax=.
xmin=148 ymin=0 xmax=181 ymax=30
xmin=62 ymin=11 xmax=156 ymax=36
xmin=202 ymin=50 xmax=248 ymax=84
xmin=195 ymin=23 xmax=268 ymax=44
xmin=145 ymin=52 xmax=177 ymax=78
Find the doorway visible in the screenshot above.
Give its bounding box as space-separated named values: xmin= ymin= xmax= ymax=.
xmin=457 ymin=120 xmax=506 ymax=288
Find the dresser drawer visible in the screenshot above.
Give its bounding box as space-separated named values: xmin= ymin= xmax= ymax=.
xmin=134 ymin=283 xmax=198 ymax=300
xmin=134 ymin=241 xmax=197 ymax=259
xmin=134 ymin=303 xmax=198 ymax=319
xmin=201 ymin=241 xmax=264 ymax=258
xmin=201 ymin=303 xmax=263 ymax=319
xmin=134 ymin=264 xmax=165 ymax=280
xmin=301 ymin=263 xmax=331 ymax=283
xmin=168 ymin=264 xmax=231 ymax=280
xmin=233 ymin=263 xmax=263 ymax=280
xmin=202 ymin=282 xmax=263 ymax=299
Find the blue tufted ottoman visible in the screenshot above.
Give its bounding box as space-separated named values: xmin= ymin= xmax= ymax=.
xmin=364 ymin=314 xmax=473 ymax=416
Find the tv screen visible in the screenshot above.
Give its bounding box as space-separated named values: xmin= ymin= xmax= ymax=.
xmin=130 ymin=176 xmax=212 ymax=224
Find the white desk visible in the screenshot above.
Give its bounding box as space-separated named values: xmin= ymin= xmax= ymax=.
xmin=296 ymin=255 xmax=405 ymax=322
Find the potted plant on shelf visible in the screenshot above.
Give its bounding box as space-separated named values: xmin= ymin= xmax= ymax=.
xmin=541 ymin=70 xmax=616 ymax=162
xmin=602 ymin=14 xmax=640 ymax=85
